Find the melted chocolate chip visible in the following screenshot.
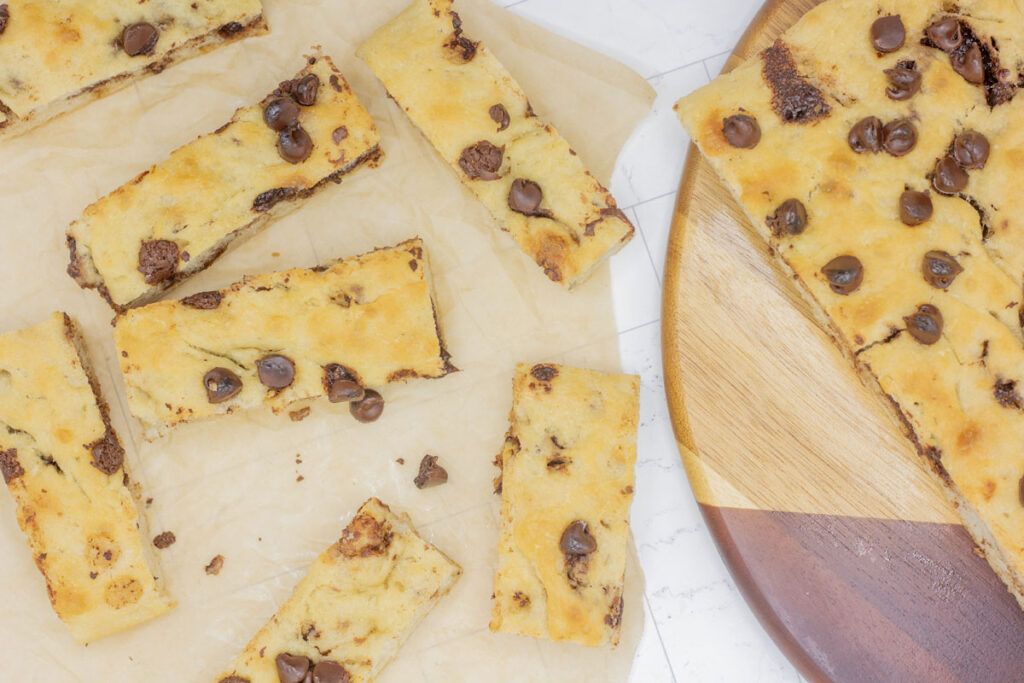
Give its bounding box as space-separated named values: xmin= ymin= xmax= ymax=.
xmin=218 ymin=22 xmax=244 ymax=37
xmin=446 ymin=10 xmax=478 ymax=61
xmin=275 ymin=653 xmax=311 ymax=683
xmin=88 ymin=430 xmax=125 ymax=475
xmin=530 ymin=365 xmax=558 ymax=382
xmin=152 ymin=531 xmax=176 ymax=549
xmin=292 ymin=74 xmax=320 ymax=106
xmin=332 ymin=126 xmax=348 ymax=144
xmin=508 ymin=179 xmax=547 ymax=216
xmin=995 ymin=379 xmax=1023 ymax=409
xmin=323 ymin=364 xmax=364 ymax=403
xmin=821 ymin=255 xmax=863 ymax=295
xmin=870 ymin=15 xmax=905 ymax=53
xmin=263 ymin=97 xmax=299 ymax=132
xmin=252 ymin=187 xmax=298 ymax=212
xmin=204 ymin=368 xmax=243 ymax=404
xmin=881 ymin=119 xmax=917 ymax=156
xmin=277 ymin=125 xmax=313 ymax=164
xmin=952 ymin=43 xmax=984 ymax=84
xmin=350 ymin=389 xmax=384 ymax=423
xmin=559 ymin=520 xmax=597 ymax=555
xmin=0 ymin=5 xmax=9 ymax=36
xmin=311 ymin=661 xmax=351 ymax=683
xmin=138 ymin=239 xmax=179 ymax=285
xmin=848 ymin=116 xmax=883 ymax=153
xmin=899 ymin=190 xmax=933 ymax=226
xmin=953 ymin=130 xmax=990 ymax=169
xmin=458 ymin=141 xmax=503 ymax=180
xmin=180 ymin=291 xmax=222 ymax=309
xmin=926 ymin=17 xmax=963 ymax=52
xmin=256 ymin=355 xmax=295 ymax=390
xmin=766 ymin=198 xmax=807 ymax=236
xmin=722 ymin=114 xmax=760 ymax=148
xmin=932 ymin=156 xmax=969 ymax=195
xmin=413 ymin=454 xmax=449 ymax=489
xmin=122 ymin=22 xmax=159 ymax=57
xmin=489 ymin=103 xmax=510 ymax=131
xmin=0 ymin=448 xmax=24 ymax=483
xmin=218 ymin=677 xmax=250 ymax=683
xmin=903 ymin=304 xmax=943 ymax=345
xmin=760 ymin=40 xmax=831 ymax=123
xmin=884 ymin=66 xmax=921 ymax=100
xmin=922 ymin=250 xmax=963 ymax=289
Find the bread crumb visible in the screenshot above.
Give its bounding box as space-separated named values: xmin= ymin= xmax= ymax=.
xmin=289 ymin=406 xmax=311 ymax=422
xmin=205 ymin=554 xmax=224 ymax=575
xmin=153 ymin=531 xmax=176 ymax=549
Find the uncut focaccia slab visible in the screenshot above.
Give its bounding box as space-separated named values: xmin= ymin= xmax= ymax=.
xmin=358 ymin=0 xmax=633 ymax=289
xmin=216 ymin=497 xmax=460 ymax=683
xmin=0 ymin=0 xmax=266 ymax=140
xmin=113 ymin=239 xmax=454 ymax=437
xmin=491 ymin=363 xmax=639 ymax=647
xmin=0 ymin=313 xmax=173 ymax=643
xmin=676 ymin=0 xmax=1024 ymax=608
xmin=67 ymin=52 xmax=382 ymax=312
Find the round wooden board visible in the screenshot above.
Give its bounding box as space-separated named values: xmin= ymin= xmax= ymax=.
xmin=662 ymin=1 xmax=1024 ymax=680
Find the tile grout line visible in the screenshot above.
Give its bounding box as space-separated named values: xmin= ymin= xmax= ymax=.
xmin=618 ymin=319 xmax=660 ymax=338
xmin=643 ymin=591 xmax=680 ymax=683
xmin=622 ymin=190 xmax=676 ymax=213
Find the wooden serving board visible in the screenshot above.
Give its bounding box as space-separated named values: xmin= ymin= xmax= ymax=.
xmin=662 ymin=1 xmax=1024 ymax=680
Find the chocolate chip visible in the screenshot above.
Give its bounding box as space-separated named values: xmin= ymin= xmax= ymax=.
xmin=458 ymin=141 xmax=503 ymax=180
xmin=414 ymin=455 xmax=448 ymax=489
xmin=560 ymin=520 xmax=597 ymax=555
xmin=88 ymin=430 xmax=125 ymax=475
xmin=350 ymin=389 xmax=384 ymax=423
xmin=848 ymin=116 xmax=883 ymax=154
xmin=292 ymin=74 xmax=320 ymax=106
xmin=722 ymin=114 xmax=760 ymax=149
xmin=932 ymin=156 xmax=968 ymax=195
xmin=882 ymin=119 xmax=917 ymax=156
xmin=952 ymin=43 xmax=984 ymax=84
xmin=122 ymin=22 xmax=159 ymax=56
xmin=277 ymin=125 xmax=313 ymax=164
xmin=0 ymin=5 xmax=9 ymax=36
xmin=181 ymin=291 xmax=222 ymax=309
xmin=152 ymin=531 xmax=176 ymax=549
xmin=922 ymin=250 xmax=963 ymax=289
xmin=899 ymin=190 xmax=933 ymax=226
xmin=884 ymin=66 xmax=921 ymax=100
xmin=766 ymin=198 xmax=807 ymax=236
xmin=508 ymin=179 xmax=548 ymax=216
xmin=263 ymin=97 xmax=300 ymax=132
xmin=323 ymin=364 xmax=364 ymax=403
xmin=903 ymin=304 xmax=943 ymax=345
xmin=870 ymin=15 xmax=905 ymax=53
xmin=0 ymin=448 xmax=24 ymax=483
xmin=995 ymin=380 xmax=1023 ymax=409
xmin=926 ymin=17 xmax=963 ymax=51
xmin=821 ymin=255 xmax=863 ymax=295
xmin=332 ymin=126 xmax=348 ymax=144
xmin=311 ymin=661 xmax=351 ymax=683
xmin=953 ymin=130 xmax=990 ymax=169
xmin=489 ymin=103 xmax=510 ymax=131
xmin=138 ymin=239 xmax=179 ymax=285
xmin=217 ymin=21 xmax=244 ymax=36
xmin=530 ymin=365 xmax=558 ymax=381
xmin=256 ymin=355 xmax=295 ymax=390
xmin=275 ymin=653 xmax=311 ymax=683
xmin=204 ymin=368 xmax=242 ymax=404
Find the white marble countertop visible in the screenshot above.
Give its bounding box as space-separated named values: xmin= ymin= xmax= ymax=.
xmin=490 ymin=0 xmax=804 ymax=680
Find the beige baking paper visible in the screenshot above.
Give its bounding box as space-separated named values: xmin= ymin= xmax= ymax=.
xmin=0 ymin=0 xmax=655 ymax=680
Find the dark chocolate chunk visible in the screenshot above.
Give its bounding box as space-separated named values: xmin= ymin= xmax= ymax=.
xmin=204 ymin=368 xmax=243 ymax=404
xmin=275 ymin=653 xmax=312 ymax=683
xmin=252 ymin=187 xmax=298 ymax=212
xmin=137 ymin=239 xmax=179 ymax=285
xmin=530 ymin=365 xmax=558 ymax=382
xmin=0 ymin=448 xmax=23 ymax=483
xmin=953 ymin=130 xmax=990 ymax=169
xmin=458 ymin=141 xmax=503 ymax=180
xmin=881 ymin=119 xmax=917 ymax=156
xmin=292 ymin=74 xmax=320 ymax=106
xmin=256 ymin=355 xmax=295 ymax=390
xmin=995 ymin=380 xmax=1023 ymax=409
xmin=926 ymin=17 xmax=963 ymax=51
xmin=263 ymin=97 xmax=300 ymax=132
xmin=848 ymin=116 xmax=883 ymax=153
xmin=332 ymin=126 xmax=348 ymax=144
xmin=152 ymin=531 xmax=176 ymax=549
xmin=559 ymin=520 xmax=597 ymax=555
xmin=180 ymin=291 xmax=222 ymax=309
xmin=88 ymin=430 xmax=125 ymax=475
xmin=952 ymin=43 xmax=984 ymax=84
xmin=0 ymin=5 xmax=9 ymax=36
xmin=884 ymin=65 xmax=921 ymax=100
xmin=122 ymin=22 xmax=159 ymax=57
xmin=722 ymin=114 xmax=760 ymax=148
xmin=350 ymin=389 xmax=384 ymax=423
xmin=903 ymin=304 xmax=943 ymax=345
xmin=766 ymin=198 xmax=807 ymax=236
xmin=311 ymin=661 xmax=351 ymax=683
xmin=489 ymin=103 xmax=510 ymax=131
xmin=899 ymin=190 xmax=933 ymax=226
xmin=932 ymin=156 xmax=969 ymax=195
xmin=821 ymin=255 xmax=863 ymax=295
xmin=277 ymin=125 xmax=313 ymax=164
xmin=508 ymin=178 xmax=547 ymax=216
xmin=760 ymin=40 xmax=831 ymax=123
xmin=922 ymin=250 xmax=963 ymax=289
xmin=870 ymin=15 xmax=905 ymax=53
xmin=323 ymin=364 xmax=364 ymax=403
xmin=413 ymin=454 xmax=448 ymax=489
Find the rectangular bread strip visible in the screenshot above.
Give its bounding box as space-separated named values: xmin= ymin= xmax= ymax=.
xmin=67 ymin=51 xmax=382 ymax=311
xmin=0 ymin=0 xmax=266 ymax=140
xmin=215 ymin=497 xmax=461 ymax=683
xmin=357 ymin=0 xmax=633 ymax=289
xmin=490 ymin=363 xmax=639 ymax=647
xmin=675 ymin=1 xmax=1024 ymax=608
xmin=0 ymin=312 xmax=174 ymax=644
xmin=113 ymin=238 xmax=454 ymax=437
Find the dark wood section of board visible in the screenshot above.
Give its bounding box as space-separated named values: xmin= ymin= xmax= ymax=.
xmin=702 ymin=505 xmax=1024 ymax=682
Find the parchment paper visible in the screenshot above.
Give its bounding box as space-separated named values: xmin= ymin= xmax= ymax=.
xmin=0 ymin=1 xmax=655 ymax=680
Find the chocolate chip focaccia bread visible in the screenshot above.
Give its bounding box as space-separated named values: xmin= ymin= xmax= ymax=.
xmin=358 ymin=0 xmax=633 ymax=289
xmin=216 ymin=497 xmax=461 ymax=683
xmin=491 ymin=363 xmax=639 ymax=647
xmin=0 ymin=0 xmax=266 ymax=140
xmin=0 ymin=313 xmax=173 ymax=643
xmin=113 ymin=239 xmax=454 ymax=438
xmin=676 ymin=0 xmax=1024 ymax=608
xmin=67 ymin=51 xmax=382 ymax=311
